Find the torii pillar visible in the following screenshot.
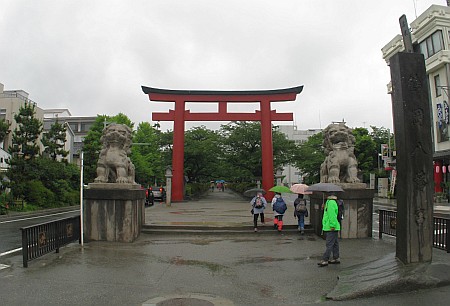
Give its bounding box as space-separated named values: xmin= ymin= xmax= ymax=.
xmin=142 ymin=86 xmax=303 ymax=202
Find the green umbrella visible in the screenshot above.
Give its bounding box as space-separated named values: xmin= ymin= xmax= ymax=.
xmin=269 ymin=186 xmax=292 ymax=194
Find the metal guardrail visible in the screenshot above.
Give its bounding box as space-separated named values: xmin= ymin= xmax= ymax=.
xmin=20 ymin=216 xmax=81 ymax=267
xmin=379 ymin=209 xmax=450 ymax=253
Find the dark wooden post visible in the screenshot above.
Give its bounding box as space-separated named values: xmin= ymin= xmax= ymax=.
xmin=389 ymin=52 xmax=434 ymax=263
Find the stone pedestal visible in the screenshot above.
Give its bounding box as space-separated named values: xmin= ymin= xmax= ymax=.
xmin=83 ymin=183 xmax=145 ymax=242
xmin=310 ymin=187 xmax=375 ymax=238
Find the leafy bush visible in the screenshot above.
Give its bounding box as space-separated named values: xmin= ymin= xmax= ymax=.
xmin=26 ymin=180 xmax=56 ymax=208
xmin=228 ymin=182 xmax=256 ymax=195
xmin=185 ymin=183 xmax=209 ymax=198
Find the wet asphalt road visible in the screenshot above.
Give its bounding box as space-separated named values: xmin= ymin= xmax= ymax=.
xmin=0 ymin=209 xmax=79 ymax=253
xmin=1 ymin=191 xmax=450 ymax=305
xmin=0 ymin=232 xmax=397 ymax=305
xmin=1 ymin=232 xmax=449 ymax=306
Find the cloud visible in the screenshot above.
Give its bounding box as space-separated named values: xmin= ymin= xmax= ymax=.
xmin=0 ymin=0 xmax=441 ymax=132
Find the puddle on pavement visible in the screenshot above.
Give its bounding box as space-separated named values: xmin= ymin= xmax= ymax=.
xmin=167 ymin=256 xmax=227 ymax=274
xmin=235 ymin=256 xmax=286 ymax=264
xmin=189 ymin=238 xmax=220 ymax=245
xmin=259 ymin=284 xmax=275 ymax=297
xmin=169 ymin=210 xmax=205 ymax=214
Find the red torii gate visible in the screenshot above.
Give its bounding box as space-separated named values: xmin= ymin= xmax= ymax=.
xmin=142 ymin=86 xmax=303 ymax=202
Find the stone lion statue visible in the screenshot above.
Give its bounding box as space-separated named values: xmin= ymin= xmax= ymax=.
xmin=94 ymin=123 xmax=136 ymax=184
xmin=320 ymin=122 xmax=360 ymax=184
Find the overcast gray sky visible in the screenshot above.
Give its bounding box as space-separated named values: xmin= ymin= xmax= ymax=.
xmin=0 ymin=0 xmax=443 ymax=131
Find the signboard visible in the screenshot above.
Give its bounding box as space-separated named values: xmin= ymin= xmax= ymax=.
xmin=381 ymin=144 xmax=389 ymax=160
xmin=390 ymin=170 xmax=397 ymax=196
xmin=437 ymin=103 xmax=449 ymax=142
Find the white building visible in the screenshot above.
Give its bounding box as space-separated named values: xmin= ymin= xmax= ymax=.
xmin=277 ymin=125 xmax=322 ymax=185
xmin=0 ymin=148 xmax=10 ymax=172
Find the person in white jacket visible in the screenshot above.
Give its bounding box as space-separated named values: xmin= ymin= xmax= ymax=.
xmin=250 ymin=192 xmax=267 ymax=232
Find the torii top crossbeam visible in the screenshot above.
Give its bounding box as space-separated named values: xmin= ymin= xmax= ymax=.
xmin=142 ymin=85 xmax=303 ymax=201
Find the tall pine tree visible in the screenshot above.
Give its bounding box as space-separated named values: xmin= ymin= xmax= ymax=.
xmin=42 ymin=120 xmax=69 ymax=161
xmin=10 ymin=102 xmax=43 ymax=159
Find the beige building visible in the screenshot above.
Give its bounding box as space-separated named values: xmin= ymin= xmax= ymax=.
xmin=0 ymin=83 xmax=45 ymax=152
xmin=0 ymin=83 xmax=93 ymax=164
xmin=382 ymin=4 xmax=450 ymax=194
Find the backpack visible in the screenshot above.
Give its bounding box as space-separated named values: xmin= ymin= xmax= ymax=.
xmin=295 ymin=198 xmax=307 ymax=213
xmin=254 ymin=197 xmax=264 ymax=209
xmin=337 ymin=199 xmax=345 ymax=221
xmin=273 ymin=197 xmax=287 ymax=214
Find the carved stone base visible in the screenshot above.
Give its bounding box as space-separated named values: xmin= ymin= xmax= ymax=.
xmin=83 ymin=187 xmax=145 ymax=242
xmin=310 ymin=188 xmax=375 ymax=238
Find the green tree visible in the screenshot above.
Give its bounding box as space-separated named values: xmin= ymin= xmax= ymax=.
xmin=0 ymin=118 xmax=10 ymax=144
xmin=42 ymin=120 xmax=69 ymax=161
xmin=82 ymin=115 xmax=109 ymax=183
xmin=353 ymin=127 xmax=377 ymax=182
xmin=221 ymin=122 xmax=264 ymax=181
xmin=369 ymin=126 xmax=394 ymax=177
xmin=184 ymin=126 xmax=223 ymax=182
xmin=10 ymin=102 xmax=43 ymax=159
xmin=220 ymin=121 xmax=296 ymax=182
xmin=34 ymin=158 xmax=80 ymax=207
xmin=6 ymin=103 xmax=43 ymax=199
xmin=82 ymin=114 xmax=134 ymax=183
xmin=293 ymin=132 xmax=325 ymax=184
xmin=131 ymin=122 xmax=164 ymax=186
xmin=370 ymin=126 xmax=393 ymax=155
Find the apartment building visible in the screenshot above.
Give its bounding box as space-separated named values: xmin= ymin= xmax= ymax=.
xmin=1 ymin=83 xmax=97 ymax=165
xmin=43 ymin=109 xmax=96 ymax=164
xmin=277 ymin=125 xmax=322 ymax=185
xmin=0 ymin=83 xmax=45 ymax=153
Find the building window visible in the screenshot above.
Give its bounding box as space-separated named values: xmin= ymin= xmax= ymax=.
xmin=419 ymin=30 xmax=443 ymax=59
xmin=435 ymin=74 xmax=442 ymax=97
xmin=80 ymin=123 xmax=93 ymax=132
xmin=0 ymin=109 xmax=6 ymax=121
xmin=68 ymin=123 xmax=78 ymax=132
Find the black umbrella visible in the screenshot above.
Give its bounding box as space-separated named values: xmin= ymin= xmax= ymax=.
xmin=306 ymin=183 xmax=344 ymax=204
xmin=243 ymin=188 xmax=266 ymax=197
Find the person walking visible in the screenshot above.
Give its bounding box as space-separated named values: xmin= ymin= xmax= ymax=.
xmin=294 ymin=194 xmax=308 ymax=235
xmin=250 ymin=192 xmax=267 ymax=232
xmin=318 ymin=194 xmax=341 ymax=267
xmin=271 ymin=192 xmax=287 ymax=232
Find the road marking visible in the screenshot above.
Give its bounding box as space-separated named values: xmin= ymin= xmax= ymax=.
xmin=0 ymin=263 xmax=11 ymax=270
xmin=0 ymin=247 xmax=22 ymax=257
xmin=0 ymin=210 xmax=79 ymax=224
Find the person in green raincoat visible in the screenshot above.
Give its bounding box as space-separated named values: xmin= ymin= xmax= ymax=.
xmin=318 ymin=194 xmax=341 ymax=267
